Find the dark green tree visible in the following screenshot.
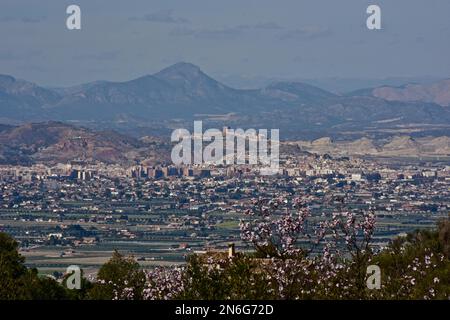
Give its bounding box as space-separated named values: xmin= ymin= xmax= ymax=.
xmin=0 ymin=232 xmax=68 ymax=300
xmin=0 ymin=232 xmax=29 ymax=299
xmin=88 ymin=250 xmax=146 ymax=300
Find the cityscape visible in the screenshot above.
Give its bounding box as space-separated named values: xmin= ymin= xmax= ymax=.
xmin=1 ymin=145 xmax=448 ymax=279
xmin=0 ymin=0 xmax=449 ymax=308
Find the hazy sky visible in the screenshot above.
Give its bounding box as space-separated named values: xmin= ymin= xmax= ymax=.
xmin=1 ymin=0 xmax=450 ymax=87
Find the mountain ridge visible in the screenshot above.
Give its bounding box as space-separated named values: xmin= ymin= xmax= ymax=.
xmin=0 ymin=121 xmax=170 ymax=165
xmin=1 ymin=63 xmax=450 ymax=139
xmin=1 ymin=121 xmax=448 ymax=166
xmin=295 ymin=135 xmax=450 ymax=157
xmin=348 ymin=79 xmax=450 ymax=107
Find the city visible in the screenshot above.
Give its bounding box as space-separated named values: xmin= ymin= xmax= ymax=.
xmin=1 ymin=150 xmax=448 ymax=279
xmin=1 ymin=0 xmax=450 ymax=309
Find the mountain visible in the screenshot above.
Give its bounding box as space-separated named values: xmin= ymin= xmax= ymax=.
xmin=349 ymin=79 xmax=450 ymax=107
xmin=0 ymin=75 xmax=60 ymax=105
xmin=1 ymin=63 xmax=450 ymax=139
xmin=260 ymin=81 xmax=337 ymax=104
xmin=0 ymin=122 xmax=170 ymax=165
xmin=295 ymin=135 xmax=450 ymax=157
xmin=381 ymin=136 xmax=421 ymax=156
xmin=297 ymin=137 xmax=380 ymax=156
xmin=46 ymin=62 xmax=271 ymax=121
xmin=0 ymin=74 xmax=61 ymax=121
xmin=1 ymin=121 xmax=448 ymax=166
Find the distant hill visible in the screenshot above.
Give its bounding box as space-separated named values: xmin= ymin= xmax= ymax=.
xmin=0 ymin=74 xmax=61 ymax=121
xmin=0 ymin=121 xmax=449 ymax=165
xmin=349 ymin=79 xmax=450 ymax=107
xmin=260 ymin=81 xmax=337 ymax=104
xmin=295 ymin=135 xmax=450 ymax=157
xmin=0 ymin=122 xmax=170 ymax=165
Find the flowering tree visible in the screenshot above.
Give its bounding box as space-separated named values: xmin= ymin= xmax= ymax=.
xmin=85 ymin=199 xmax=449 ymax=300
xmin=142 ymin=266 xmax=185 ymax=300
xmin=239 ymin=196 xmax=378 ymax=299
xmin=318 ymin=210 xmax=377 ymax=298
xmin=88 ymin=250 xmax=146 ymax=300
xmin=373 ymin=222 xmax=450 ymax=300
xmin=240 ymin=197 xmax=317 ymax=259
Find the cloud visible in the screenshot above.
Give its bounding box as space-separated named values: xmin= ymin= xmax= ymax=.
xmin=247 ymin=22 xmax=283 ymax=30
xmin=129 ymin=10 xmax=189 ymax=24
xmin=0 ymin=50 xmax=42 ymax=61
xmin=170 ymin=26 xmax=244 ymax=39
xmin=73 ymin=51 xmax=119 ymax=61
xmin=194 ymin=27 xmax=245 ymax=39
xmin=278 ymin=26 xmax=332 ymax=40
xmin=169 ymin=22 xmax=283 ymax=39
xmin=0 ymin=16 xmax=46 ymax=23
xmin=169 ymin=27 xmax=196 ymax=37
xmin=21 ymin=16 xmax=46 ymax=23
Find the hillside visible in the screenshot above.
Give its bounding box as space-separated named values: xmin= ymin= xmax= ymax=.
xmin=295 ymin=135 xmax=450 ymax=157
xmin=0 ymin=122 xmax=170 ymax=165
xmin=350 ymin=79 xmax=450 ymax=107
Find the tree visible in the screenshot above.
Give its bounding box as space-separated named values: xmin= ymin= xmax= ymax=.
xmin=0 ymin=232 xmax=29 ymax=299
xmin=0 ymin=232 xmax=68 ymax=300
xmin=438 ymin=218 xmax=450 ymax=257
xmin=373 ymin=219 xmax=450 ymax=299
xmin=88 ymin=250 xmax=146 ymax=300
xmin=25 ymin=269 xmax=69 ymax=300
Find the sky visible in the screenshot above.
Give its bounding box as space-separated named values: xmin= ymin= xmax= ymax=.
xmin=1 ymin=0 xmax=450 ymax=87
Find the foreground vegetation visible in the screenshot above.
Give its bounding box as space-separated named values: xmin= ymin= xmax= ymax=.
xmin=1 ymin=201 xmax=449 ymax=300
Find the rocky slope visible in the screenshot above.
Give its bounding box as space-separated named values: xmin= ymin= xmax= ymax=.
xmin=0 ymin=122 xmax=170 ymax=165
xmin=295 ymin=135 xmax=450 ymax=157
xmin=350 ymin=79 xmax=450 ymax=107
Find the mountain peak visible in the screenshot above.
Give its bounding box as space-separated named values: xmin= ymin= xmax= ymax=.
xmin=155 ymin=62 xmax=203 ymax=79
xmin=153 ymin=62 xmax=225 ymax=93
xmin=0 ymin=74 xmax=17 ymax=88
